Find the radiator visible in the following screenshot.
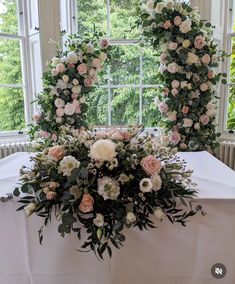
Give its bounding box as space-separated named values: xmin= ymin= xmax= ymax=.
xmin=0 ymin=141 xmax=31 ymax=159
xmin=219 ymin=141 xmax=235 ymax=170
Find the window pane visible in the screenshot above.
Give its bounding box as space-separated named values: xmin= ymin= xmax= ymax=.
xmin=111 ymin=45 xmax=140 ymax=85
xmin=143 ymin=47 xmax=160 ymax=85
xmin=142 ymin=88 xmax=161 ymax=127
xmin=0 ymin=0 xmax=19 ymax=35
xmin=0 ymin=38 xmax=23 ymax=84
xmin=110 ymin=0 xmax=138 ymax=39
xmin=77 ymin=0 xmax=107 ymax=36
xmin=86 ymin=87 xmax=108 ymax=126
xmin=0 ymin=87 xmax=25 ymax=131
xmin=227 ymin=86 xmax=235 ymax=130
xmin=230 ymin=37 xmax=235 ymax=83
xmin=111 ymin=88 xmax=139 ymax=125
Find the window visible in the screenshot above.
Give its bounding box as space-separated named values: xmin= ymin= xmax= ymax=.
xmin=68 ymin=0 xmax=161 ymax=127
xmin=0 ymin=0 xmax=28 ymax=135
xmin=226 ymin=0 xmax=235 ymax=130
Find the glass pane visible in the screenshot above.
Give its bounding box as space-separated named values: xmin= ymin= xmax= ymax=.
xmin=142 ymin=88 xmax=161 ymax=127
xmin=77 ymin=0 xmax=107 ymax=36
xmin=230 ymin=37 xmax=235 ymax=83
xmin=111 ymin=88 xmax=139 ymax=125
xmin=143 ymin=47 xmax=160 ymax=85
xmin=110 ymin=45 xmax=140 ymax=85
xmin=227 ymin=86 xmax=235 ymax=130
xmin=86 ymin=87 xmax=108 ymax=126
xmin=110 ymin=0 xmax=139 ymax=39
xmin=0 ymin=0 xmax=19 ymax=35
xmin=0 ymin=38 xmax=23 ymax=84
xmin=0 ymin=87 xmax=25 ymax=131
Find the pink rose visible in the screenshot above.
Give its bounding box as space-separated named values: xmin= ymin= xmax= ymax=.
xmin=79 ymin=193 xmax=94 ymax=213
xmin=162 ymin=87 xmax=170 ymax=96
xmin=77 ymin=63 xmax=87 ymax=75
xmin=89 ymin=68 xmax=97 ymax=78
xmin=199 ymin=114 xmax=210 ymax=125
xmin=55 ymin=98 xmax=65 ymax=108
xmin=71 ymin=93 xmax=78 ymax=99
xmin=183 ymin=118 xmax=193 ymax=128
xmin=121 ymin=132 xmax=132 ymax=141
xmin=52 ymin=134 xmax=58 ymax=142
xmin=84 ymin=77 xmax=94 ymax=87
xmin=169 ymin=131 xmax=181 ymax=145
xmin=40 ymin=131 xmax=50 ymax=138
xmin=75 ymin=105 xmax=81 ymax=114
xmin=56 ymin=63 xmax=66 ymax=73
xmin=56 ymin=108 xmax=65 ymax=117
xmin=100 ymin=38 xmax=109 ymax=49
xmin=92 ymin=58 xmax=102 ymax=68
xmin=51 ymin=69 xmax=58 ymax=76
xmin=201 ymin=54 xmax=210 ymax=65
xmin=64 ymin=103 xmax=76 ymax=116
xmin=68 ymin=63 xmax=75 ymax=68
xmin=171 ymin=80 xmax=180 ymax=89
xmin=169 ymin=42 xmax=178 ymax=50
xmin=163 ymin=20 xmax=172 ymax=29
xmin=174 ymin=16 xmax=182 ymax=26
xmin=160 ymin=53 xmax=167 ymax=64
xmin=194 ymin=35 xmax=206 ymax=49
xmin=182 ymin=106 xmax=189 ymax=114
xmin=140 ymin=155 xmax=161 ymax=176
xmin=48 ymin=145 xmax=65 ymax=161
xmin=171 ymin=88 xmax=178 ymax=96
xmin=46 ymin=191 xmax=57 ymax=200
xmin=158 ymin=101 xmax=169 ymax=113
xmin=207 ymin=70 xmax=215 ymax=79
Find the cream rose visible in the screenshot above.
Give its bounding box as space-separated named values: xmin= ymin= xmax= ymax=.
xmin=201 ymin=54 xmax=210 ymax=65
xmin=183 ymin=118 xmax=193 ymax=128
xmin=200 ymin=83 xmax=209 ymax=92
xmin=182 ymin=39 xmax=191 ymax=48
xmin=126 ymin=212 xmax=137 ymax=224
xmin=90 ymin=139 xmax=116 ymax=161
xmin=174 ymin=16 xmax=182 ymax=26
xmin=167 ymin=62 xmax=178 ymax=73
xmin=194 ymin=35 xmax=206 ymax=49
xmin=179 ymin=19 xmax=192 ymax=33
xmin=24 ymin=203 xmax=36 ymax=217
xmin=169 ymin=42 xmax=178 ymax=50
xmin=171 ymin=80 xmax=180 ymax=88
xmin=186 ymin=52 xmax=199 ymax=65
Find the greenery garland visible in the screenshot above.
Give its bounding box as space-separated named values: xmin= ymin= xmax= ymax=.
xmin=139 ymin=0 xmax=227 ymax=152
xmin=28 ymin=34 xmax=112 ymax=147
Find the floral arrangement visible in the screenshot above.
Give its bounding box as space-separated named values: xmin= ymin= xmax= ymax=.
xmin=29 ymin=35 xmax=111 ymax=146
xmin=139 ymin=0 xmax=227 ymax=152
xmin=14 ymin=127 xmax=203 ymax=259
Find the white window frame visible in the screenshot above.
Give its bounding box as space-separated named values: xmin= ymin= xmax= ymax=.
xmin=0 ymin=0 xmax=32 ymax=142
xmin=61 ymin=0 xmax=161 ymax=133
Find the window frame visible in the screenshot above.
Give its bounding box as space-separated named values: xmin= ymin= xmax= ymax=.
xmin=0 ymin=0 xmax=33 ymax=142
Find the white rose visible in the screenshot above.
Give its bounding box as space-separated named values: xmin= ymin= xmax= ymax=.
xmin=90 ymin=139 xmax=117 ymax=161
xmin=186 ymin=52 xmax=199 ymax=65
xmin=72 ymin=79 xmax=79 ymax=85
xmin=62 ymin=75 xmax=69 ymax=83
xmin=93 ymin=214 xmax=104 ymax=227
xmin=72 ymin=86 xmax=82 ymax=94
xmin=67 ymin=52 xmax=79 ymax=64
xmin=179 ymin=19 xmax=192 ymax=33
xmin=59 ymin=156 xmax=81 ymax=176
xmin=154 ymin=207 xmax=164 ymax=220
xmin=194 ymin=122 xmax=200 ymax=130
xmin=126 ymin=212 xmax=137 ymax=224
xmin=55 ymin=98 xmax=65 ymax=108
xmin=86 ymin=43 xmax=94 ymax=53
xmin=166 ymin=1 xmax=174 ymax=10
xmin=183 ymin=118 xmax=193 ymax=128
xmin=206 ymin=102 xmax=214 ymax=111
xmin=167 ymin=62 xmax=178 ymax=74
xmin=200 ymin=83 xmax=209 ymax=92
xmin=139 ymin=178 xmax=153 ymax=193
xmin=155 ymin=2 xmax=165 ymax=14
xmin=24 ymin=203 xmax=36 ymax=217
xmin=180 ymin=81 xmax=188 ymax=88
xmin=64 ymin=103 xmax=76 ymax=116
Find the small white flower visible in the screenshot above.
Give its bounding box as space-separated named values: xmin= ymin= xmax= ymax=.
xmin=79 ymin=97 xmax=86 ymax=104
xmin=98 ymin=176 xmax=120 ymax=200
xmin=59 ymin=156 xmax=80 ymax=176
xmin=72 ymin=85 xmax=81 ymax=94
xmin=67 ymin=51 xmax=79 ymax=64
xmin=93 ymin=213 xmax=104 ymax=227
xmin=90 ymin=139 xmax=117 ymax=162
xmin=154 ymin=207 xmax=164 ymax=220
xmin=72 ymin=79 xmax=79 ymax=85
xmin=24 ymin=203 xmax=36 ymax=217
xmin=139 ymin=178 xmax=153 ymax=193
xmin=55 ymin=98 xmax=65 ymax=108
xmin=126 ymin=212 xmax=137 ymax=224
xmin=62 ymin=75 xmax=69 ymax=83
xmin=179 ymin=19 xmax=192 ymax=34
xmin=151 ymin=174 xmax=162 ymax=191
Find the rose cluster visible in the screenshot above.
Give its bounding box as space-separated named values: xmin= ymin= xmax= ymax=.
xmin=29 ymin=36 xmax=110 ymax=145
xmin=15 ymin=127 xmax=202 ymax=259
xmin=139 ymin=0 xmax=227 ymax=152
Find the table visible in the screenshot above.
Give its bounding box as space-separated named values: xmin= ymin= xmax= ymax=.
xmin=0 ymin=151 xmax=235 ymax=284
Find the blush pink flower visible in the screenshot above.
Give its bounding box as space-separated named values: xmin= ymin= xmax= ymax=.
xmin=182 ymin=106 xmax=189 ymax=114
xmin=171 ymin=80 xmax=180 ymax=89
xmin=174 ymin=16 xmax=182 ymax=26
xmin=92 ymin=58 xmax=102 ymax=68
xmin=77 ymin=63 xmax=87 ymax=75
xmin=40 ymin=131 xmax=50 ymax=138
xmin=56 ymin=108 xmax=65 ymax=117
xmin=84 ymin=77 xmax=94 ymax=87
xmin=33 ymin=114 xmax=41 ymax=122
xmin=199 ymin=114 xmax=210 ymax=125
xmin=140 ymin=155 xmax=162 ymax=176
xmin=201 ymin=54 xmax=210 ymax=65
xmin=207 ymin=70 xmax=215 ymax=79
xmin=100 ymin=38 xmax=109 ymax=49
xmin=171 ymin=88 xmax=178 ymax=96
xmin=194 ymin=35 xmax=206 ymax=49
xmin=169 ymin=131 xmax=181 ymax=145
xmin=79 ymin=193 xmax=94 ymax=213
xmin=48 ymin=145 xmax=65 ymax=161
xmin=163 ymin=20 xmax=172 ymax=29
xmin=56 ymin=63 xmax=66 ymax=73
xmin=46 ymin=191 xmax=57 ymax=200
xmin=158 ymin=101 xmax=169 ymax=113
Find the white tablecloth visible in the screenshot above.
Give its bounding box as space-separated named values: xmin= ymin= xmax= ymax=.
xmin=0 ymin=152 xmax=235 ymax=284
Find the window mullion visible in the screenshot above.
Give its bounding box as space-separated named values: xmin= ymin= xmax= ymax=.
xmin=107 ymin=0 xmax=111 ymax=38
xmin=107 ymin=66 xmax=112 ymax=125
xmin=139 ymin=48 xmax=143 ymax=125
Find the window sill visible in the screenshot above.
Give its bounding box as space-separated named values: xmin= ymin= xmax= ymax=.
xmin=0 ymin=134 xmax=29 ymax=145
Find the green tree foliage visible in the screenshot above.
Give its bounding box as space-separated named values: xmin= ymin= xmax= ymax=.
xmin=0 ymin=0 xmax=25 ymax=131
xmin=228 ymin=36 xmax=235 ymax=129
